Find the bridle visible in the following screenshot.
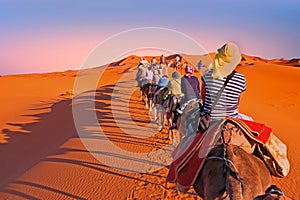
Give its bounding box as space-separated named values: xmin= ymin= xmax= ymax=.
xmin=206 ymin=122 xmax=244 ymax=198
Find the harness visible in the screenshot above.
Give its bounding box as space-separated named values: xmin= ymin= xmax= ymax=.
xmin=206 ymin=125 xmax=244 ymax=198
xmin=177 ymin=98 xmax=200 ymax=115
xmin=266 ymin=188 xmax=284 ymax=196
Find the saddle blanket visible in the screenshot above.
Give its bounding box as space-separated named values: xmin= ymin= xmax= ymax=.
xmin=166 ymin=118 xmax=273 ymax=189
xmin=225 ymin=118 xmax=289 ymax=177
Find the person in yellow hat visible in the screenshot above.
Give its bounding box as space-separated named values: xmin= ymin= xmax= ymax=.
xmin=200 ymin=42 xmax=290 ymax=178
xmin=201 ymin=42 xmax=252 ymax=120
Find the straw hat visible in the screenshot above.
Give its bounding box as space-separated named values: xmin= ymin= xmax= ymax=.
xmin=207 ymin=42 xmax=241 ymax=79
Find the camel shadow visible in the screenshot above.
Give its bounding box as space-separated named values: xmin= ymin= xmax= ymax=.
xmin=0 ymin=83 xmax=170 ymax=199
xmin=0 ymin=98 xmax=77 ymax=187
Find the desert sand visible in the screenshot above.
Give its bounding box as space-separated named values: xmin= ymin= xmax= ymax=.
xmin=0 ymin=54 xmax=299 ymax=199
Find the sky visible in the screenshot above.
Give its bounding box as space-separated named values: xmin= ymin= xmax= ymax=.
xmin=0 ymin=0 xmax=299 ymax=75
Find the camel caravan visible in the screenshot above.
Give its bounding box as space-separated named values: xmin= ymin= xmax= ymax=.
xmin=135 ymin=43 xmax=292 ymax=200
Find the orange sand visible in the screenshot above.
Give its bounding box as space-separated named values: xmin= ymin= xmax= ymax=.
xmin=0 ymin=54 xmax=299 ymax=199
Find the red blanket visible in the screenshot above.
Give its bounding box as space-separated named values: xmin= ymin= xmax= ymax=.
xmin=166 ymin=120 xmax=222 ymax=188
xmin=166 ymin=118 xmax=272 ymax=189
xmin=226 ymin=117 xmax=272 ymax=145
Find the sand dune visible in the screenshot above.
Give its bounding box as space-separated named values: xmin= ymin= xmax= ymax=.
xmin=0 ymin=54 xmax=299 ymax=199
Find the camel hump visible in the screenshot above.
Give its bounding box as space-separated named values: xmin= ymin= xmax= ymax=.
xmin=224 ymin=118 xmax=290 ymax=177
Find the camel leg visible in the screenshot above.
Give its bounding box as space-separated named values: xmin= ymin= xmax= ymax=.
xmin=148 ymin=97 xmax=153 ymax=114
xmin=167 ymin=112 xmax=173 ymax=129
xmin=153 ymin=105 xmax=157 ymax=121
xmin=157 ymin=110 xmax=163 ymax=131
xmin=145 ymin=96 xmax=149 ymax=109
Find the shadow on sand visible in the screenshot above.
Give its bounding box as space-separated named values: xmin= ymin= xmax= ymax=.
xmin=0 ymin=83 xmax=170 ymax=199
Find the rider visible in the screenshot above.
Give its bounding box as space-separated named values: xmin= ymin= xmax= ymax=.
xmin=167 ymin=71 xmax=182 ymax=129
xmin=151 ymin=57 xmax=157 ymax=65
xmin=136 ymin=60 xmax=148 ymax=88
xmin=175 ymin=55 xmax=181 ymax=70
xmin=168 ymin=71 xmax=181 ymax=96
xmin=170 ymin=64 xmax=201 ymax=131
xmin=200 ymin=42 xmax=290 ymax=178
xmin=160 ymin=54 xmax=168 ymax=75
xmin=201 ymin=42 xmax=252 ymax=121
xmin=144 ymin=64 xmax=154 ymax=84
xmin=175 ymin=55 xmax=181 ymax=64
xmin=139 ymin=57 xmax=148 ymax=66
xmin=152 ymin=68 xmax=161 ymax=85
xmin=180 ymin=63 xmax=201 ymax=104
xmin=153 ymin=75 xmax=169 ymax=105
xmin=153 ymin=75 xmax=170 ymax=130
xmin=160 ymin=54 xmax=167 ymax=65
xmin=197 ymin=60 xmax=203 ymax=72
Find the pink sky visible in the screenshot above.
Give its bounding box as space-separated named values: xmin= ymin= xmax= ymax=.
xmin=0 ymin=29 xmax=107 ymax=75
xmin=0 ymin=28 xmax=290 ymax=75
xmin=1 ymin=1 xmax=299 ymax=75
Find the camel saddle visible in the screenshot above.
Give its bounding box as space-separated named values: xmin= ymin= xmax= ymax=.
xmin=166 ymin=117 xmax=290 ymax=190
xmin=226 ymin=117 xmax=290 ymax=177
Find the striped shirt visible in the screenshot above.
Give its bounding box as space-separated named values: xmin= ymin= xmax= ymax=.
xmin=201 ymin=70 xmax=246 ymax=119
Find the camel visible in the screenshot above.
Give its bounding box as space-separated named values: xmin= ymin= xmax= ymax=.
xmin=165 ymin=94 xmax=182 ymax=143
xmin=152 ymin=87 xmax=170 ymax=130
xmin=193 ymin=121 xmax=272 ymax=200
xmin=141 ymin=83 xmax=157 ymax=111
